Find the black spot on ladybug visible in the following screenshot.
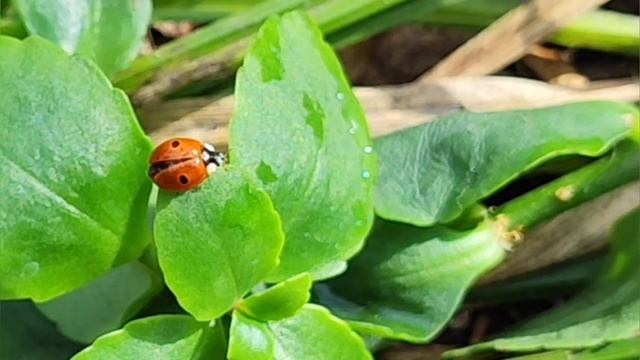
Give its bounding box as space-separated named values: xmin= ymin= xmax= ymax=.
xmin=179 ymin=175 xmax=189 ymax=184
xmin=171 ymin=140 xmax=180 ymax=148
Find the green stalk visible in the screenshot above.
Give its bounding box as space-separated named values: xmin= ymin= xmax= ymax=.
xmin=507 ymin=338 xmax=640 ymax=360
xmin=152 ymin=0 xmax=268 ymax=20
xmin=499 ymin=142 xmax=640 ymax=231
xmin=113 ymin=0 xmax=310 ymax=92
xmin=151 ymin=0 xmax=639 ymax=56
xmin=114 ymin=0 xmax=418 ymax=94
xmin=152 ymin=6 xmax=230 ymax=22
xmin=331 ymin=0 xmax=640 ymax=55
xmin=308 ymin=0 xmax=411 ymax=34
xmin=426 ymin=5 xmax=640 ymax=55
xmin=151 ymin=0 xmax=326 ymax=21
xmin=328 ymin=0 xmax=467 ymax=48
xmin=550 ymin=10 xmax=640 ymax=55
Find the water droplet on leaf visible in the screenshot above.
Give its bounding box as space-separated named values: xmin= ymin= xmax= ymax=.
xmin=22 ymin=261 xmax=40 ymax=277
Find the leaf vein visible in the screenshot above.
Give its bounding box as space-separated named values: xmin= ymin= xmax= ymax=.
xmin=0 ymin=151 xmax=119 ymax=241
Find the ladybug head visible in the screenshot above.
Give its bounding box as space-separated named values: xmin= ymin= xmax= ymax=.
xmin=203 ymin=142 xmax=227 ymax=167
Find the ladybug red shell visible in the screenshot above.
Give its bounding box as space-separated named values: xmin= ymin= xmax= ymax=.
xmin=148 ymin=138 xmax=226 ymax=192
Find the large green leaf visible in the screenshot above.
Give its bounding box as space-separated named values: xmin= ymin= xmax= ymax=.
xmin=317 ymin=220 xmax=506 ymax=342
xmin=375 ymin=102 xmax=636 ymax=226
xmin=445 ymin=208 xmax=640 ymax=359
xmin=154 ymin=169 xmax=284 ymax=321
xmin=15 ymin=0 xmax=151 ymax=76
xmin=228 ymin=304 xmax=372 ymax=359
xmin=231 ymin=12 xmax=377 ymax=281
xmin=72 ymin=315 xmax=220 ymax=360
xmin=237 ymin=272 xmax=312 ymax=321
xmin=0 ymin=36 xmax=152 ymax=301
xmin=36 ymin=262 xmax=162 ymax=344
xmin=0 ymin=301 xmax=81 ymax=360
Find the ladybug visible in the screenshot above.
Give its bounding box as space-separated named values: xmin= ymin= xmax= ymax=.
xmin=148 ymin=137 xmax=226 ymax=192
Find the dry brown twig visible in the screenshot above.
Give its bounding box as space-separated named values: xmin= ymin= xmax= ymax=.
xmin=140 ymin=76 xmax=639 ymax=147
xmin=421 ymin=0 xmax=609 ymax=80
xmin=522 ymin=45 xmax=589 ymax=89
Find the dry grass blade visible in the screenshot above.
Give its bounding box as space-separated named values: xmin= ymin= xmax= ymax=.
xmin=422 ymin=0 xmax=610 ymax=80
xmin=140 ymin=76 xmax=639 ymax=146
xmin=132 ymin=39 xmax=248 ymax=107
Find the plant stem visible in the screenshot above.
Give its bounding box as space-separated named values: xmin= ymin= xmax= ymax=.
xmin=308 ymin=0 xmax=412 ymax=34
xmin=499 ymin=141 xmax=640 ymax=231
xmin=151 ymin=0 xmax=639 ymax=56
xmin=327 ymin=0 xmax=468 ymax=48
xmin=331 ymin=1 xmax=639 ymax=55
xmin=114 ymin=0 xmax=417 ymax=94
xmin=152 ymin=6 xmax=228 ymax=22
xmin=507 ymin=338 xmax=640 ymax=360
xmin=152 ymin=2 xmax=257 ymax=22
xmin=113 ymin=0 xmax=309 ymax=92
xmin=130 ymin=39 xmax=248 ymax=106
xmin=549 ymin=10 xmax=640 ymax=55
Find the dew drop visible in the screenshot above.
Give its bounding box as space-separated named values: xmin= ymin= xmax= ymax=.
xmin=22 ymin=261 xmax=40 ymax=277
xmin=336 ymin=92 xmax=345 ymax=101
xmin=364 ymin=145 xmax=373 ymax=154
xmin=362 ymin=170 xmax=371 ymax=179
xmin=349 ymin=121 xmax=358 ymax=135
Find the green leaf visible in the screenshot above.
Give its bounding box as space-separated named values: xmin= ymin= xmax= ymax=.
xmin=228 ymin=304 xmax=372 ymax=359
xmin=0 ymin=36 xmax=152 ymax=301
xmin=72 ymin=315 xmax=219 ymax=360
xmin=374 ymin=101 xmax=637 ymax=226
xmin=445 ymin=208 xmax=640 ymax=359
xmin=317 ymin=220 xmax=506 ymax=343
xmin=506 ymin=337 xmax=640 ymax=360
xmin=0 ymin=301 xmax=81 ymax=360
xmin=237 ymin=273 xmax=312 ymax=321
xmin=36 ymin=262 xmax=162 ymax=344
xmin=154 ymin=169 xmax=284 ymax=321
xmin=15 ymin=0 xmax=152 ymax=76
xmin=231 ymin=12 xmax=377 ymax=281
